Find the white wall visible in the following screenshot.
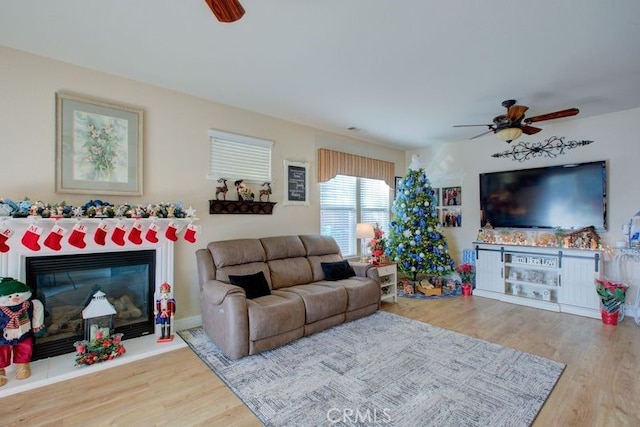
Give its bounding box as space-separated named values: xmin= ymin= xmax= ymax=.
xmin=407 ymin=108 xmax=640 ymax=306
xmin=0 ymin=46 xmax=406 ymax=320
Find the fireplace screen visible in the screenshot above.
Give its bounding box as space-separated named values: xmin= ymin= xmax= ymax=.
xmin=26 ymin=250 xmax=156 ymax=360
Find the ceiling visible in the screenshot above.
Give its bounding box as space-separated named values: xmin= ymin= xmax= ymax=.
xmin=1 ymin=1 xmax=640 ymax=149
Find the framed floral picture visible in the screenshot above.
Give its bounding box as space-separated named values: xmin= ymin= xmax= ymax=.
xmin=56 ymin=92 xmax=143 ymax=195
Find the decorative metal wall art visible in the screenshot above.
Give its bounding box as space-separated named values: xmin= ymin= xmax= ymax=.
xmin=491 ymin=136 xmax=593 ymax=162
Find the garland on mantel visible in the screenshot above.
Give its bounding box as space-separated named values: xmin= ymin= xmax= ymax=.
xmin=0 ymin=198 xmax=196 ymax=219
xmin=0 ymin=198 xmax=199 ymax=253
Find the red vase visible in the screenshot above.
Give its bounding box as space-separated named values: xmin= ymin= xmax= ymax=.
xmin=461 ymin=283 xmax=472 ymax=296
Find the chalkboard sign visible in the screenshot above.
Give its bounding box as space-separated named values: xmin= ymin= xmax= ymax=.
xmin=284 ymin=160 xmax=309 ymax=206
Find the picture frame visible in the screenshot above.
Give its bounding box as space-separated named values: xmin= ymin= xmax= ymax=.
xmin=394 ymin=176 xmax=402 ymax=199
xmin=442 ymin=186 xmax=462 ymax=206
xmin=283 ymin=160 xmax=309 ymax=206
xmin=56 ymin=92 xmax=143 ymax=195
xmin=441 ymin=208 xmax=462 ymax=227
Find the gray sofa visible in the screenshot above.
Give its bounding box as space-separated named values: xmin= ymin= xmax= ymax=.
xmin=195 ymin=234 xmax=380 ymax=359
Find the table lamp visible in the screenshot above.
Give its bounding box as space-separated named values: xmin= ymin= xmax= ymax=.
xmin=356 ymin=223 xmax=375 ymax=262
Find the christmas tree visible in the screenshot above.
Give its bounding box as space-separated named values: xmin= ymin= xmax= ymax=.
xmin=386 ymin=156 xmax=455 ymax=280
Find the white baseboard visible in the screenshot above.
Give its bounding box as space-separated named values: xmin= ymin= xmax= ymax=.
xmin=176 ymin=314 xmax=202 ymax=331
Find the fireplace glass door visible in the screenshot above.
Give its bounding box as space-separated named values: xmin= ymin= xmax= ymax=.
xmin=26 ymin=250 xmax=156 ymax=360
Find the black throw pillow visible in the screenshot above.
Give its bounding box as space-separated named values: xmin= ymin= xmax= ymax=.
xmin=228 ymin=271 xmax=271 ymax=299
xmin=321 ymin=260 xmax=356 ymax=281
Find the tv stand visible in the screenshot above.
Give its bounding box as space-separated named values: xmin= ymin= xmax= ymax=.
xmin=473 ymin=242 xmax=602 ymax=319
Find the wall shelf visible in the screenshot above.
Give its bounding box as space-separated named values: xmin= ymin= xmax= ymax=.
xmin=208 ymin=199 xmax=276 ymax=215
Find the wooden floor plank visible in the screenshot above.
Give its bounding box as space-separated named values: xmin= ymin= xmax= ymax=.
xmin=1 ymin=296 xmax=638 ymax=426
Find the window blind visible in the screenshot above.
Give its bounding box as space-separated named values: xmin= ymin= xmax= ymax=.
xmin=320 ymin=175 xmax=390 ymax=257
xmin=207 ymin=129 xmax=273 ymax=182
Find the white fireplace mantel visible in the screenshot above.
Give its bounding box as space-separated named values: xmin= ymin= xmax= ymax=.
xmin=0 ymin=217 xmax=196 ymax=286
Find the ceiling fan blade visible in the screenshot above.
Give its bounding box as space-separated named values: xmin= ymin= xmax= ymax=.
xmin=453 ymin=124 xmax=493 ymax=127
xmin=469 ymin=129 xmax=494 ymax=140
xmin=204 ymin=0 xmax=245 ymax=23
xmin=524 ymin=108 xmax=579 ymax=124
xmin=507 ymin=105 xmax=528 ymax=122
xmin=521 ymin=125 xmax=542 ymax=135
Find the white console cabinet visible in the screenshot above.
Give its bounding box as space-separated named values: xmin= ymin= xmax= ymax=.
xmin=474 ymin=243 xmax=602 ymax=319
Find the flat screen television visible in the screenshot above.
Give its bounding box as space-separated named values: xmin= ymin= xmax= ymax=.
xmin=479 ymin=161 xmax=607 ymax=230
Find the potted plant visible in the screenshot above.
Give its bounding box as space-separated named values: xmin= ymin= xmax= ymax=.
xmin=456 ymin=263 xmax=475 ymax=296
xmin=595 ymin=278 xmax=628 ymax=325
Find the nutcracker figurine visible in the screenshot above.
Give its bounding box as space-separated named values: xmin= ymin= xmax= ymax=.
xmin=154 ymin=282 xmax=176 ymax=342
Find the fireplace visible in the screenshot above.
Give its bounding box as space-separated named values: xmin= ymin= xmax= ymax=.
xmin=25 ymin=250 xmax=156 ymax=360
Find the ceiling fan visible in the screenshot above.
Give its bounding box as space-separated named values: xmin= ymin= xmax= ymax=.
xmin=453 ymin=99 xmax=579 ymax=143
xmin=204 ymin=0 xmax=245 ymax=23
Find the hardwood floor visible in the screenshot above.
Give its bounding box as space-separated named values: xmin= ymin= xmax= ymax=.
xmin=1 ymin=296 xmax=639 ymax=426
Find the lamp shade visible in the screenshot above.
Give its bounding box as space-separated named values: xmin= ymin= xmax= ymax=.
xmin=356 ymin=223 xmax=375 ymax=239
xmin=496 ymin=127 xmax=523 ymax=142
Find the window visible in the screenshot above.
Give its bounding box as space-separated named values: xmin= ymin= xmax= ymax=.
xmin=207 ymin=129 xmax=273 ymax=182
xmin=320 ymin=175 xmax=390 ymax=257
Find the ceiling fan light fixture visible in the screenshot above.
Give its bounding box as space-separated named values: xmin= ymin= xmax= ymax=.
xmin=496 ymin=127 xmax=522 ymax=143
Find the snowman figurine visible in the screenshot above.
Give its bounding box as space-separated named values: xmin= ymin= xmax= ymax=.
xmin=0 ymin=277 xmax=46 ymax=387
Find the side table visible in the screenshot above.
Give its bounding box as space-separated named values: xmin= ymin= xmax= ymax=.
xmin=349 ymin=261 xmax=398 ymax=303
xmin=375 ymin=263 xmax=398 ymax=303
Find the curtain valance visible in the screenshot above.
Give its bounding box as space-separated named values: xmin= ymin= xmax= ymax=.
xmin=317 ymin=148 xmax=395 ymax=188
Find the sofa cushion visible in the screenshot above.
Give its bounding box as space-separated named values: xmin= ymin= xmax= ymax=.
xmin=229 ymin=271 xmax=272 ymax=299
xmin=208 ymin=239 xmax=266 ymax=268
xmin=261 ymin=235 xmax=306 ymax=260
xmin=279 ymin=283 xmax=348 ymax=323
xmin=267 ymin=258 xmax=313 ymax=289
xmin=317 ymin=277 xmax=380 ymax=312
xmin=300 ymin=234 xmax=342 ymax=256
xmin=247 ymin=291 xmax=306 ymax=341
xmin=321 ymin=260 xmax=356 ymax=281
xmin=300 ymin=235 xmax=344 ymax=281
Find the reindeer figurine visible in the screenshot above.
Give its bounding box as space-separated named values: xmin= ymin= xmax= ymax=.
xmin=259 ymin=182 xmax=272 ymax=202
xmin=215 ymin=178 xmax=229 ymax=200
xmin=234 ymin=179 xmax=245 ymax=199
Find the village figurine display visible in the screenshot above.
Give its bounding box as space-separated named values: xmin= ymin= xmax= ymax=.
xmin=0 ymin=277 xmax=46 ymax=386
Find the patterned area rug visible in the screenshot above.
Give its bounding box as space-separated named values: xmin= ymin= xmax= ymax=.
xmin=178 ymin=311 xmax=564 ymax=427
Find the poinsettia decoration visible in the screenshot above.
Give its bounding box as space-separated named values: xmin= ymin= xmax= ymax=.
xmin=456 ymin=263 xmax=475 ymax=284
xmin=595 ymin=278 xmax=628 ymax=313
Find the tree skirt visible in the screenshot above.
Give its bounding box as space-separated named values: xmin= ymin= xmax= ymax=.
xmin=179 ymin=311 xmax=564 ymax=427
xmin=397 ymin=286 xmax=462 ymax=299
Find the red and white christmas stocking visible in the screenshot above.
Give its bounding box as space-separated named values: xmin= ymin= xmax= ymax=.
xmin=0 ymin=226 xmax=13 ymax=253
xmin=68 ymin=223 xmax=87 ymax=249
xmin=128 ymin=221 xmax=143 ymax=245
xmin=145 ymin=223 xmax=160 ymax=243
xmin=111 ymin=222 xmax=127 ymax=246
xmin=165 ymin=222 xmax=179 ymax=242
xmin=94 ymin=222 xmax=109 ymax=246
xmin=43 ymin=225 xmax=67 ymax=251
xmin=21 ymin=224 xmax=43 ymax=252
xmin=183 ymin=223 xmax=198 ymax=244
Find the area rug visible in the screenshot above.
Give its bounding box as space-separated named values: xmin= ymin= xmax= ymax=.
xmin=178 ymin=311 xmax=564 ymax=427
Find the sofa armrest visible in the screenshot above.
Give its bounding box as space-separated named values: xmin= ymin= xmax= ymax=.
xmin=200 ymin=280 xmax=250 ymax=359
xmin=349 ymin=261 xmax=376 ymax=279
xmin=201 ymin=279 xmax=245 ymax=305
